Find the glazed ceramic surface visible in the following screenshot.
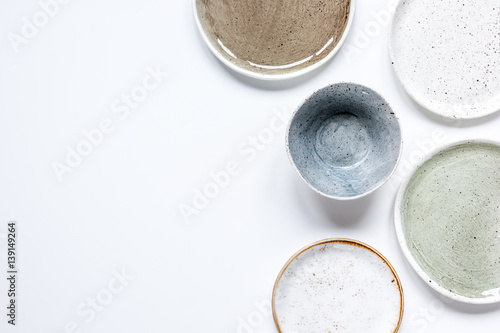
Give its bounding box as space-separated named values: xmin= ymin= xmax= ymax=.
xmin=194 ymin=0 xmax=355 ymax=80
xmin=287 ymin=83 xmax=402 ymax=199
xmin=390 ymin=0 xmax=500 ymax=119
xmin=272 ymin=239 xmax=403 ymax=333
xmin=395 ymin=140 xmax=500 ymax=304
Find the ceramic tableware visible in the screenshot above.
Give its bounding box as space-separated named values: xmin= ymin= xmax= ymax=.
xmin=272 ymin=238 xmax=404 ymax=332
xmin=193 ymin=0 xmax=355 ymax=80
xmin=395 ymin=139 xmax=500 ymax=304
xmin=390 ymin=0 xmax=500 ymax=119
xmin=286 ymin=83 xmax=402 ymax=200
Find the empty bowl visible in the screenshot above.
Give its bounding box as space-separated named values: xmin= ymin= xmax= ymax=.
xmin=286 ymin=83 xmax=402 ymax=199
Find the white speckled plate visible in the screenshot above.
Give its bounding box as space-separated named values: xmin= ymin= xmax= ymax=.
xmin=272 ymin=239 xmax=403 ymax=333
xmin=395 ymin=139 xmax=500 ymax=304
xmin=390 ymin=0 xmax=500 ymax=119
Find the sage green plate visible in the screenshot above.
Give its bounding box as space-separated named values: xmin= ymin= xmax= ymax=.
xmin=395 ymin=139 xmax=500 ymax=304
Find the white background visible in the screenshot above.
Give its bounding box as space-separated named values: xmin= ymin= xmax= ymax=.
xmin=1 ymin=0 xmax=500 ymax=332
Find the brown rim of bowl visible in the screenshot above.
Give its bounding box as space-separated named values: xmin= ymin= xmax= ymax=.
xmin=271 ymin=238 xmax=404 ymax=333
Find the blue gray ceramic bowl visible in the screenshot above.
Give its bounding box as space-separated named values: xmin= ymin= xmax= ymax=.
xmin=286 ymin=83 xmax=402 ymax=200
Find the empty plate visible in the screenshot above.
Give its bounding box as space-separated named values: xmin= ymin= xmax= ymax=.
xmin=395 ymin=140 xmax=500 ymax=304
xmin=193 ymin=0 xmax=355 ymax=80
xmin=272 ymin=239 xmax=403 ymax=332
xmin=390 ymin=0 xmax=500 ymax=119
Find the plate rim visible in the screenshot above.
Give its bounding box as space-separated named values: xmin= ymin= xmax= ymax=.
xmin=192 ymin=0 xmax=356 ymax=81
xmin=271 ymin=238 xmax=404 ymax=332
xmin=388 ymin=0 xmax=500 ymax=119
xmin=394 ymin=138 xmax=500 ymax=304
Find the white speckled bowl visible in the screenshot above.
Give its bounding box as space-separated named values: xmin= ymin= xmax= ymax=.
xmin=390 ymin=0 xmax=500 ymax=119
xmin=395 ymin=139 xmax=500 ymax=304
xmin=272 ymin=239 xmax=404 ymax=332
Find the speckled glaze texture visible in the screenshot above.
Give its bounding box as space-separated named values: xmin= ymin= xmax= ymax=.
xmin=390 ymin=0 xmax=500 ymax=119
xmin=272 ymin=239 xmax=403 ymax=333
xmin=195 ymin=0 xmax=352 ymax=78
xmin=287 ymin=83 xmax=402 ymax=199
xmin=396 ymin=141 xmax=500 ymax=304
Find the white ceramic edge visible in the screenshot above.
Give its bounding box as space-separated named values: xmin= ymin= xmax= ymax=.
xmin=285 ymin=82 xmax=404 ymax=200
xmin=387 ymin=0 xmax=500 ymax=120
xmin=192 ymin=0 xmax=356 ymax=81
xmin=394 ymin=137 xmax=500 ymax=305
xmin=271 ymin=238 xmax=404 ymax=333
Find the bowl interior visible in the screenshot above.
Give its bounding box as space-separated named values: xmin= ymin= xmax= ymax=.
xmin=287 ymin=83 xmax=401 ymax=199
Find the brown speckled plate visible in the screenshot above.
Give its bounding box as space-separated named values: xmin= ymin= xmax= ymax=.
xmin=193 ymin=0 xmax=355 ymax=80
